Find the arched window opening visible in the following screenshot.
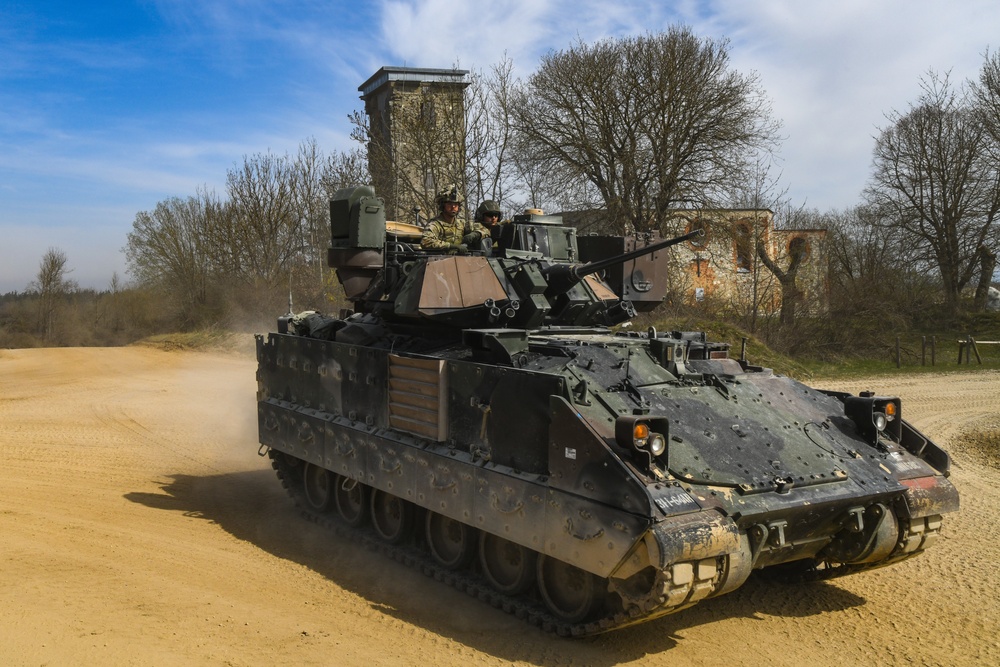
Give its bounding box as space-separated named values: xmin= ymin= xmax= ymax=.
xmin=686 ymin=219 xmax=709 ymax=249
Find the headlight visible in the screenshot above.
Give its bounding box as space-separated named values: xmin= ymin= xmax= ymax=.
xmin=873 ymin=412 xmax=888 ymax=432
xmin=615 ymin=416 xmax=669 ymax=463
xmin=648 ymin=433 xmax=667 ymax=457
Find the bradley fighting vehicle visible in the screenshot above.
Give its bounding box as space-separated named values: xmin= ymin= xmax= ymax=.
xmin=255 ymin=186 xmax=959 ymax=635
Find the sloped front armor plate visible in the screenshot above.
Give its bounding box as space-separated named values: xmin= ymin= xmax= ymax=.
xmin=417 ymin=256 xmax=508 ymax=310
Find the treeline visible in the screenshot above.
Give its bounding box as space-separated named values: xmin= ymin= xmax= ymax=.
xmin=0 ymin=280 xmax=166 ymax=348
xmin=124 ymin=138 xmax=367 ymax=331
xmin=1 ymin=139 xmax=367 ymax=348
xmin=4 ymin=30 xmax=1000 ymax=357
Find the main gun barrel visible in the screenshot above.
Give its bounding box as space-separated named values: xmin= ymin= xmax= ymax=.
xmin=542 ymin=228 xmax=704 ymax=296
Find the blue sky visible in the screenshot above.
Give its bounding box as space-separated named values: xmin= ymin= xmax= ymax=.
xmin=2 ymin=0 xmax=998 ymax=292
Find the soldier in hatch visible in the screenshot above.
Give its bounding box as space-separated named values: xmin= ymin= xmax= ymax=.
xmin=475 ymin=200 xmax=502 ymax=227
xmin=421 ymin=185 xmax=489 ymax=252
xmin=474 ymin=199 xmax=504 ymax=242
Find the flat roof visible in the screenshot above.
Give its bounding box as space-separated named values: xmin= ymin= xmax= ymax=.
xmin=359 ymin=66 xmax=470 ymax=98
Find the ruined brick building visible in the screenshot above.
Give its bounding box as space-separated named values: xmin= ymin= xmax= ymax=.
xmin=668 ymin=209 xmax=828 ymax=315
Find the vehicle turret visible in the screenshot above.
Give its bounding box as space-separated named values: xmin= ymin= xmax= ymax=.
xmin=326 ymin=186 xmax=695 ymax=333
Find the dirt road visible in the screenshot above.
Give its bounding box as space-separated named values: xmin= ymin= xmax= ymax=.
xmin=1 ymin=346 xmax=998 ymax=666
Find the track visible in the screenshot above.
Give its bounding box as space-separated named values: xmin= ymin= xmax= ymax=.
xmin=268 ymin=449 xmax=711 ymax=636
xmin=267 ymin=441 xmax=948 ymax=636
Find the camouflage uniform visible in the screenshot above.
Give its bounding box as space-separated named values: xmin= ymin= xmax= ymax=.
xmin=421 ymin=215 xmax=488 ymax=250
xmin=421 ymin=184 xmax=488 ymax=250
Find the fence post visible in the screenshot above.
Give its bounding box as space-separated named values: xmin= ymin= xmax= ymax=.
xmin=931 ymin=335 xmax=936 ymax=366
xmin=921 ymin=336 xmax=926 ymax=366
xmin=896 ymin=336 xmax=901 ymax=368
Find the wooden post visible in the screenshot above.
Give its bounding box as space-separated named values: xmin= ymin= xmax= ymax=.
xmin=972 ymin=336 xmax=983 ymax=364
xmin=896 ymin=336 xmax=901 ymax=368
xmin=931 ymin=335 xmax=936 ymax=366
xmin=921 ymin=336 xmax=926 ymax=366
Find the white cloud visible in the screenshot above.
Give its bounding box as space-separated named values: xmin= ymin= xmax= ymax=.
xmin=380 ymin=0 xmax=561 ymax=71
xmin=702 ymin=0 xmax=999 ymax=207
xmin=381 ymin=0 xmax=1000 ymax=209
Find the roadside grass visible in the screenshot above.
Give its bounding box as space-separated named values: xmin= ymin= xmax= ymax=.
xmin=639 ymin=314 xmax=1000 ymax=381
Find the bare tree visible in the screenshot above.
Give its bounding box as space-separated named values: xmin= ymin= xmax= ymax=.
xmin=465 ymin=56 xmax=521 ymax=214
xmin=512 ymin=28 xmax=780 ymax=234
xmin=866 ymin=71 xmax=1000 ymax=315
xmin=974 ymin=48 xmax=1000 ymax=144
xmin=289 ymin=140 xmax=371 ymax=305
xmin=223 ymin=151 xmax=301 ymax=291
xmin=825 ymin=205 xmax=931 ymax=312
xmin=27 ymin=247 xmax=77 ymax=341
xmin=718 ymin=158 xmax=786 ymax=332
xmin=293 ymin=138 xmax=335 ymax=300
xmin=972 ymin=48 xmax=1000 ymax=305
xmin=320 ymin=146 xmax=370 ymax=194
xmin=125 ymin=192 xmax=219 ymax=326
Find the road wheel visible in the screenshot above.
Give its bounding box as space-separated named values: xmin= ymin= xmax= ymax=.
xmin=302 ymin=463 xmax=333 ymax=512
xmin=369 ymin=489 xmax=414 ymax=544
xmin=479 ymin=533 xmax=536 ymax=594
xmin=425 ymin=512 xmax=476 ymax=570
xmin=333 ymin=475 xmax=369 ymax=527
xmin=536 ymin=554 xmax=602 ymax=623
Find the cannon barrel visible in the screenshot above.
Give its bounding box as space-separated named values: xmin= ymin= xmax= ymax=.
xmin=542 ymin=228 xmax=704 ymax=296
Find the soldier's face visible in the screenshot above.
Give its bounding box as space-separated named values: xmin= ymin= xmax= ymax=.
xmin=442 ymin=201 xmax=460 ymax=218
xmin=484 ymin=212 xmax=499 ymax=226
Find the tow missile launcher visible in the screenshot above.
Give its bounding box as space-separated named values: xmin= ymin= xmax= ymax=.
xmin=255 ymin=186 xmax=959 ymax=634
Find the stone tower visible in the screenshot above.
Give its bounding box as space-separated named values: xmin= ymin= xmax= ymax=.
xmin=358 ymin=66 xmax=470 ymax=224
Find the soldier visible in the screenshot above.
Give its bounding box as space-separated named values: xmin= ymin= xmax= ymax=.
xmin=421 ymin=185 xmax=489 ymax=252
xmin=474 ymin=200 xmax=502 ymax=228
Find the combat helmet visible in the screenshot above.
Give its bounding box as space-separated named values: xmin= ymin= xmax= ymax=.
xmin=435 ymin=184 xmax=463 ymax=209
xmin=475 ymin=200 xmax=501 ymax=222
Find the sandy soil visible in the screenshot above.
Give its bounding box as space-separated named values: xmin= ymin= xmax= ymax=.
xmin=1 ymin=345 xmax=998 ymax=666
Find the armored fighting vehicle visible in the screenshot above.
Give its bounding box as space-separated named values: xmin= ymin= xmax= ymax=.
xmin=256 ymin=186 xmax=958 ymax=635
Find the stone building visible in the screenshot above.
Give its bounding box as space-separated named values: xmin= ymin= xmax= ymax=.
xmin=665 ymin=209 xmax=828 ymax=316
xmin=564 ymin=208 xmax=829 ymax=316
xmin=358 ymin=66 xmax=470 ymax=224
